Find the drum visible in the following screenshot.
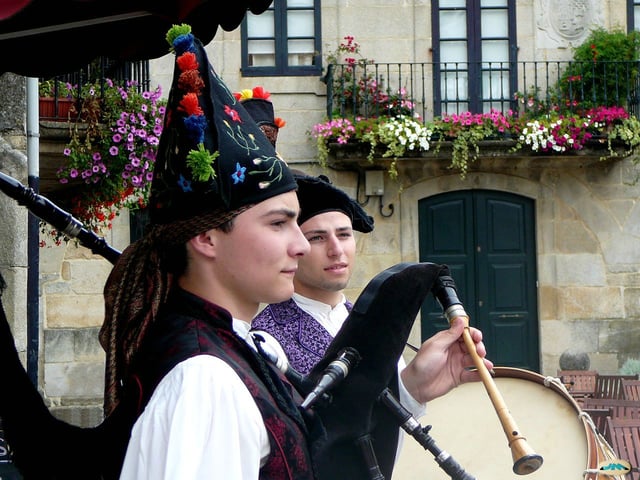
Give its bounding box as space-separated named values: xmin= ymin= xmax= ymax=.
xmin=393 ymin=367 xmax=621 ymax=480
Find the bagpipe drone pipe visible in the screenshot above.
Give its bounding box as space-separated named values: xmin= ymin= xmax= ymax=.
xmin=0 ymin=171 xmax=474 ymax=480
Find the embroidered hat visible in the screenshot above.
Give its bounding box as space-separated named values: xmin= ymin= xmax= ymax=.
xmin=294 ymin=172 xmax=374 ymax=233
xmin=149 ymin=25 xmax=296 ymax=224
xmin=233 ymin=86 xmax=285 ymax=147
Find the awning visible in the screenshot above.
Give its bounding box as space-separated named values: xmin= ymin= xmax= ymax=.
xmin=0 ymin=0 xmax=272 ymax=77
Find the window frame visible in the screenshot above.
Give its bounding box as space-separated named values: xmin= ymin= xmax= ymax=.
xmin=241 ymin=0 xmax=322 ymax=77
xmin=431 ymin=0 xmax=517 ymax=115
xmin=628 ymin=0 xmax=640 ymax=31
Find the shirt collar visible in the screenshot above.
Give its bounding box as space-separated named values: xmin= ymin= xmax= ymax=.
xmin=292 ymin=292 xmax=347 ymax=314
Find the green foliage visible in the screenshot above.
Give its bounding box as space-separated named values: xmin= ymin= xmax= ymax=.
xmin=39 ymin=79 xmax=74 ymax=99
xmin=607 ymin=116 xmax=640 ymax=157
xmin=572 ymin=28 xmax=640 ymax=63
xmin=558 ymin=28 xmax=640 ymax=109
xmin=620 ymin=358 xmax=640 ymax=375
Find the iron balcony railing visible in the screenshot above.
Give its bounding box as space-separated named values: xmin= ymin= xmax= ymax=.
xmin=324 ymin=60 xmax=640 ymax=121
xmin=39 ymin=57 xmax=150 ymax=120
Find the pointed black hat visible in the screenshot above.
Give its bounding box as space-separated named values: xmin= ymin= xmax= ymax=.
xmin=149 ymin=25 xmax=297 ymax=224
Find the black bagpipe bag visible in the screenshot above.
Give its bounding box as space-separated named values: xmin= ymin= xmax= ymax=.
xmin=307 ymin=262 xmax=448 ymax=480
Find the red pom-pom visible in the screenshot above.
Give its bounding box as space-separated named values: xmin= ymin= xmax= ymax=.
xmin=179 ymin=93 xmax=203 ymax=116
xmin=252 ymin=86 xmax=270 ymax=100
xmin=177 ymin=52 xmax=199 ymax=72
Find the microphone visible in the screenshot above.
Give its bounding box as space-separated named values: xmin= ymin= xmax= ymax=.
xmin=301 ymin=347 xmax=361 ymax=410
xmin=252 ymin=333 xmax=311 ymax=394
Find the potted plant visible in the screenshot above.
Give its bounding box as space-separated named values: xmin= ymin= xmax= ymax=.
xmin=38 ymin=79 xmax=76 ymax=121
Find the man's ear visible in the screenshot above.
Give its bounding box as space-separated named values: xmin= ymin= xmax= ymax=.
xmin=187 ymin=230 xmax=217 ymax=258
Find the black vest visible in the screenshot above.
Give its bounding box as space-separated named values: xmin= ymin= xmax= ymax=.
xmin=128 ymin=289 xmax=316 ymax=480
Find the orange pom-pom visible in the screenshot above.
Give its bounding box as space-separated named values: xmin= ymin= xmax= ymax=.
xmin=176 ymin=52 xmax=199 ymax=72
xmin=178 ymin=93 xmax=203 ymax=116
xmin=274 ymin=117 xmax=286 ymax=128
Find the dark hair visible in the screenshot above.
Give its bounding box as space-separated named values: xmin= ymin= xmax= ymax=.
xmin=0 ymin=271 xmax=5 ymax=296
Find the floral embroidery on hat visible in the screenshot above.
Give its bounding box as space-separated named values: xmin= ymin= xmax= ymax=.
xmin=224 ymin=105 xmax=242 ymax=123
xmin=232 ymin=163 xmax=247 ymax=184
xmin=178 ymin=174 xmax=193 ymax=192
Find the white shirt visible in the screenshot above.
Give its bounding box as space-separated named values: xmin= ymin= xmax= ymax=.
xmin=119 ymin=319 xmax=270 ymax=480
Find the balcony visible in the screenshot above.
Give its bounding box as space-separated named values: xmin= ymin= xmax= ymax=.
xmin=318 ymin=60 xmax=640 ymax=177
xmin=324 ymin=60 xmax=640 ymax=120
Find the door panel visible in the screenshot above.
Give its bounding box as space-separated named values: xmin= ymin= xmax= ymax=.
xmin=419 ymin=190 xmax=539 ymax=371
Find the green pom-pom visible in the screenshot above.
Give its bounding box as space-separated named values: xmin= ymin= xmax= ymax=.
xmin=186 ymin=144 xmax=219 ymax=182
xmin=166 ymin=24 xmax=192 ymax=47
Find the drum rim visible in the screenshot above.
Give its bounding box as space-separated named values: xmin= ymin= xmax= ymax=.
xmin=490 ymin=366 xmax=604 ymax=479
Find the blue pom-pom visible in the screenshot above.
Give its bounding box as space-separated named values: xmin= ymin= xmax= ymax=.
xmin=173 ymin=33 xmax=196 ymax=55
xmin=184 ymin=115 xmax=207 ymax=144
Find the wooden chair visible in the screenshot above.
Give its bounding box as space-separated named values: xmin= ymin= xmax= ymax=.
xmin=583 ymin=398 xmax=640 ymax=443
xmin=606 ymin=417 xmax=640 ymax=479
xmin=557 ymin=370 xmax=598 ymax=405
xmin=582 ymin=407 xmax=613 ymax=437
xmin=583 ymin=398 xmax=640 ymax=419
xmin=623 ymin=379 xmax=640 ymax=401
xmin=595 ymin=374 xmax=640 ymax=400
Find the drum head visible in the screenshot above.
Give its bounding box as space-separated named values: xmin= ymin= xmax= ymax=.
xmin=393 ymin=367 xmax=591 ymax=479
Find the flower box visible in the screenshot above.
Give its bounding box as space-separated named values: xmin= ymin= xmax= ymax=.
xmin=39 ymin=97 xmax=76 ymax=121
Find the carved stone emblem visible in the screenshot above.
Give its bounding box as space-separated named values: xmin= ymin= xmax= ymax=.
xmin=537 ymin=0 xmax=603 ymax=47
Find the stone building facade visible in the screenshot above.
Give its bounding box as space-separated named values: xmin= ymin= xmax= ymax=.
xmin=1 ymin=0 xmax=639 ymax=430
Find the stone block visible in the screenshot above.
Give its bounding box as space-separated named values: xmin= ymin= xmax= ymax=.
xmin=599 ymin=321 xmax=640 ymax=353
xmin=74 ymin=327 xmax=105 ymax=362
xmin=44 ymin=362 xmax=104 ymax=397
xmin=555 ymin=254 xmax=605 ymax=286
xmin=46 ymin=294 xmax=104 ymax=328
xmin=66 ymin=259 xmax=111 ymax=294
xmin=50 ymin=405 xmax=104 ymax=428
xmin=624 ymin=287 xmax=640 ymax=317
xmin=44 ymin=328 xmax=75 ymax=362
xmin=559 ymin=287 xmax=622 ymax=319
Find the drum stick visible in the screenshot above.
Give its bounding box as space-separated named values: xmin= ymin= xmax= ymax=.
xmin=444 ymin=304 xmax=543 ymax=475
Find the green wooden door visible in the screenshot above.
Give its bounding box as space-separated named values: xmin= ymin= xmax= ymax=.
xmin=419 ymin=190 xmax=539 ymax=371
